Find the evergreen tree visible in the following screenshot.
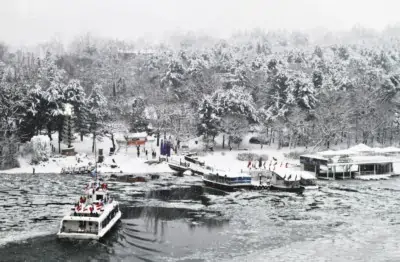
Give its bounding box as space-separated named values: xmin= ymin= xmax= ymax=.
xmin=45 ymin=80 xmax=66 ymax=152
xmin=88 ymin=84 xmax=109 ymax=152
xmin=197 ymin=99 xmax=221 ymax=140
xmin=64 ymin=79 xmax=90 ymax=141
xmin=129 ymin=97 xmax=149 ymax=133
xmin=62 ymin=104 xmax=75 ymax=148
xmin=19 ymin=85 xmax=49 ymax=141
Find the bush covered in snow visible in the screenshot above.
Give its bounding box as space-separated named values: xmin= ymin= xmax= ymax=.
xmin=237 ymin=152 xmax=268 ymax=161
xmin=29 ymin=135 xmax=52 ymax=164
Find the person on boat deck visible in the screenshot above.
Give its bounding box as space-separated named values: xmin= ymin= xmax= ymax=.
xmin=247 ymin=160 xmax=251 ymax=168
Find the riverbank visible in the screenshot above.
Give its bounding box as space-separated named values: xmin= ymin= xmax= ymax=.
xmin=3 ymin=132 xmax=400 ymax=177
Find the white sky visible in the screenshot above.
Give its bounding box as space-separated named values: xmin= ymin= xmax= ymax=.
xmin=1 ymin=0 xmax=400 ymax=47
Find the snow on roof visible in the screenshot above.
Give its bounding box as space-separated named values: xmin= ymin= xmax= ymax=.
xmin=300 ymin=154 xmax=329 ymax=161
xmin=330 ymin=149 xmax=357 ymax=155
xmin=127 ymin=132 xmax=147 ymax=138
xmin=348 ymin=143 xmax=373 ymax=152
xmin=273 ymin=167 xmax=315 ymax=181
xmin=317 ymin=150 xmax=336 ymax=156
xmin=314 ymin=148 xmax=357 ymax=157
xmin=374 ymin=146 xmax=400 ymax=153
xmin=329 ymin=155 xmax=393 ymax=165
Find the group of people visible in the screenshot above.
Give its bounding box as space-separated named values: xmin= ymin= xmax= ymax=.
xmin=247 ymin=160 xmax=267 ymax=170
xmin=247 ymin=159 xmax=289 ymax=170
xmin=136 ymin=145 xmax=157 ymax=159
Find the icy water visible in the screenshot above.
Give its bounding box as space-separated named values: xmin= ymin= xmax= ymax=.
xmin=1 ymin=174 xmax=400 ymax=262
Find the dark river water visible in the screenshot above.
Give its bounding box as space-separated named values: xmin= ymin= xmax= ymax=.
xmin=1 ymin=173 xmax=400 ymax=262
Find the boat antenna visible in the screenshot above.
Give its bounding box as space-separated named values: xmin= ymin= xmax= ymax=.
xmin=95 ymin=135 xmax=97 ymax=180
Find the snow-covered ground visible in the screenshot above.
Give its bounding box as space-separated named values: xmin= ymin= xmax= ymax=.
xmin=3 ymin=132 xmax=400 ymax=178
xmin=0 ymin=134 xmax=174 ymax=175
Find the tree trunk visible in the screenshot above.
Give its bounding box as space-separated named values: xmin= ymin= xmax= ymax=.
xmin=390 ymin=123 xmax=393 ymax=145
xmin=347 ymin=132 xmax=351 ymax=148
xmin=222 ymin=134 xmax=225 ymax=149
xmin=277 ymin=130 xmax=282 ymax=149
xmin=364 ymin=131 xmax=368 ymax=145
xmin=58 ymin=123 xmax=63 ymax=154
xmin=80 ymin=132 xmax=84 ymax=142
xmin=58 ymin=134 xmax=61 ymax=154
xmin=111 ymin=133 xmax=116 ymax=150
xmin=47 ymin=123 xmax=52 ymax=141
xmin=355 ymin=117 xmax=358 ymax=144
xmin=270 ymin=129 xmax=274 ymax=145
xmin=92 ymin=133 xmax=96 ymax=153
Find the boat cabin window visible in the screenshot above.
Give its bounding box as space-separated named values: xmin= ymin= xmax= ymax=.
xmin=96 ymin=194 xmax=104 ymax=201
xmin=101 ymin=206 xmax=118 ymax=229
xmin=61 ymin=220 xmax=98 ymax=234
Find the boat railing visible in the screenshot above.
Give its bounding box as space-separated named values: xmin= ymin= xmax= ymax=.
xmin=72 ymin=212 xmax=101 ymax=217
xmin=205 ymin=175 xmax=251 ymax=185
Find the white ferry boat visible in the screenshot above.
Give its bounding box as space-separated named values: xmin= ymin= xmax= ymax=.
xmin=57 ymin=180 xmax=121 ymax=240
xmin=202 ymin=171 xmax=253 ymax=191
xmin=269 ymin=168 xmax=305 ymax=193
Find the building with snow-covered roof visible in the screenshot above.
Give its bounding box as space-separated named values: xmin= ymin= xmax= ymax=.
xmin=300 ymin=153 xmax=394 ymax=180
xmin=373 ymin=146 xmax=400 ymax=156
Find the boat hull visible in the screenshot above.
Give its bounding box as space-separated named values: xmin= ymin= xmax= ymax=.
xmin=270 ymin=185 xmax=305 ymax=193
xmin=168 ymin=163 xmax=188 ymax=173
xmin=57 ymin=232 xmax=101 ymax=240
xmin=57 ymin=211 xmax=121 ymax=240
xmin=203 ymin=179 xmax=252 ymax=192
xmin=184 ymin=156 xmax=205 ymax=166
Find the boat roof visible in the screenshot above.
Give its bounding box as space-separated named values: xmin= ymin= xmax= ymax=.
xmin=208 ymin=171 xmax=251 ymax=178
xmin=273 ymin=167 xmax=316 ymax=181
xmin=300 ymin=154 xmax=329 ymax=161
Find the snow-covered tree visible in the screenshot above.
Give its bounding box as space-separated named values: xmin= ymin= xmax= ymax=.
xmin=64 ymin=79 xmax=89 ymax=141
xmin=197 ymin=98 xmax=221 ymax=140
xmin=30 ymin=135 xmax=52 ymax=164
xmin=88 ymin=84 xmax=109 ymax=152
xmin=129 ymin=97 xmax=149 ymax=133
xmin=62 ymin=103 xmax=75 ymax=148
xmin=37 ymin=51 xmax=65 ymax=89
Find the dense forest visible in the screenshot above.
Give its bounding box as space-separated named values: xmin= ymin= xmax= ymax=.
xmin=2 ymin=27 xmax=400 ymax=168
